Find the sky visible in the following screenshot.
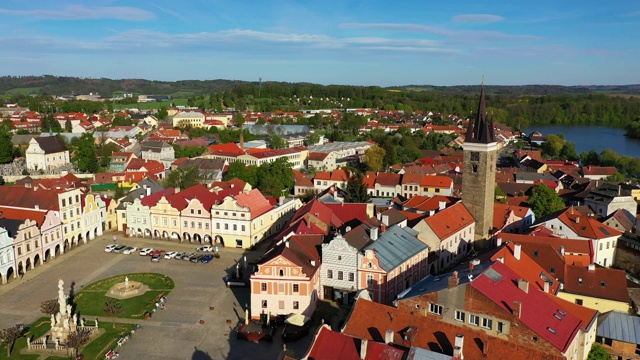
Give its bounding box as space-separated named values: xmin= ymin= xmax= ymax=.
xmin=0 ymin=1 xmax=638 ymax=87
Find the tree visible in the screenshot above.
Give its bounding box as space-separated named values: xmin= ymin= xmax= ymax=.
xmin=344 ymin=174 xmax=371 ymax=203
xmin=0 ymin=325 xmax=23 ymax=357
xmin=165 ymin=166 xmax=200 ymax=189
xmin=40 ymin=298 xmax=59 ymax=316
xmin=114 ymin=185 xmax=126 ymax=200
xmin=256 ymin=157 xmax=294 ymax=197
xmin=103 ymin=299 xmax=124 ymax=328
xmin=605 ymin=172 xmax=626 ymax=182
xmin=64 ymin=119 xmax=72 ymax=132
xmin=98 ymin=142 xmax=120 ymax=169
xmin=72 ymin=133 xmax=99 ymax=173
xmin=234 ymin=114 xmax=245 ymax=128
xmin=306 ymin=132 xmax=320 ymax=146
xmin=363 ymin=144 xmax=386 ymax=171
xmin=268 ymin=133 xmax=287 ymax=149
xmin=0 ymin=125 xmax=14 ymax=164
xmin=66 ymin=327 xmax=92 ymax=358
xmin=494 ymin=185 xmax=507 ymax=203
xmin=224 ymin=161 xmax=258 ymax=186
xmin=0 ymin=176 xmax=4 ymax=186
xmin=587 ymin=343 xmax=610 ymax=360
xmin=528 ymin=183 xmax=565 ymax=218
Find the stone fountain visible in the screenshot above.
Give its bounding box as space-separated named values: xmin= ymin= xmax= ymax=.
xmin=106 ymin=276 xmax=148 ymax=299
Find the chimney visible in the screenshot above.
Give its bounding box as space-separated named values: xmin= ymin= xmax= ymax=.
xmin=588 ymin=263 xmax=595 ymax=271
xmin=376 ymin=212 xmax=381 ymax=221
xmin=310 ymin=260 xmax=316 ymax=267
xmin=482 ymin=338 xmax=489 ymax=356
xmin=438 ymin=200 xmax=446 ymax=211
xmin=514 ymin=244 xmax=521 ymax=260
xmin=285 ymin=241 xmax=289 ymax=248
xmin=560 ymin=246 xmax=565 ymax=256
xmin=34 ymin=205 xmax=39 ymax=210
xmin=449 ymin=271 xmax=460 ymax=288
xmin=146 ymin=187 xmax=151 ymax=196
xmin=239 ymin=133 xmax=244 ymax=150
xmin=175 ymin=187 xmax=180 ymax=193
xmin=496 ymin=237 xmax=502 ymax=247
xmin=575 ymin=216 xmax=580 ymax=224
xmin=382 ymin=215 xmax=389 ymax=226
xmin=618 ymin=185 xmax=621 ymax=196
xmin=428 ymin=210 xmax=435 ymax=216
xmin=512 ymin=301 xmax=522 ymax=319
xmin=384 ymin=329 xmax=394 ymax=344
xmin=544 ymin=281 xmax=550 ymax=293
xmin=370 ymin=227 xmax=379 ymax=241
xmin=360 ymin=339 xmax=368 ymax=360
xmin=279 ymin=196 xmax=285 ymax=205
xmin=453 ymin=334 xmax=464 ymax=359
xmin=517 ymin=279 xmax=529 ymax=293
xmin=496 ymin=257 xmax=504 ymax=264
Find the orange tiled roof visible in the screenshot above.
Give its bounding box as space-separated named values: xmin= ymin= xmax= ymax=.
xmin=423 ymin=202 xmax=474 ymax=240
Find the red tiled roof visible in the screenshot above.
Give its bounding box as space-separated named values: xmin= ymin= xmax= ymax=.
xmin=140 ymin=188 xmax=176 ymax=207
xmin=207 ymin=142 xmax=245 ymax=157
xmin=324 ymin=203 xmax=370 ymax=225
xmin=0 ymin=206 xmax=48 ymax=226
xmin=563 ymin=264 xmax=630 ymax=303
xmin=471 ymin=262 xmax=582 ymax=353
xmin=308 ymin=152 xmax=330 ymax=161
xmin=126 ymin=158 xmax=165 ymax=175
xmin=423 ymin=203 xmax=474 ymax=240
xmin=556 ymin=207 xmax=621 ymax=239
xmin=582 ymin=166 xmax=617 ymax=176
xmin=343 ymin=298 xmax=565 ymax=360
xmin=234 ymin=189 xmax=273 ymax=219
xmin=330 ymin=169 xmax=350 ymax=182
xmin=0 ymin=186 xmax=63 ymax=211
xmin=306 ymin=325 xmax=405 ymax=360
xmin=375 ymin=172 xmax=401 ymax=187
xmin=544 ymin=292 xmax=597 ymax=331
xmin=490 ymin=242 xmax=560 ymax=294
xmin=260 ymin=234 xmax=324 ymax=277
xmin=314 ymin=171 xmax=331 ymax=180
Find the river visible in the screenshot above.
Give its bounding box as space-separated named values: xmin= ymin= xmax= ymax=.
xmin=523 ymin=125 xmax=640 ymax=158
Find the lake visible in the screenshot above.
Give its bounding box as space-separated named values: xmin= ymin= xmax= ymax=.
xmin=523 ymin=125 xmax=640 ymax=158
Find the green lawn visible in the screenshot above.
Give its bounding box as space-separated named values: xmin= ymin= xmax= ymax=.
xmin=4 ymin=87 xmax=42 ymax=95
xmin=39 ymin=322 xmax=135 ymax=360
xmin=75 ymin=273 xmax=174 ymax=319
xmin=0 ymin=317 xmax=49 ymax=360
xmin=112 ymin=98 xmax=188 ymax=110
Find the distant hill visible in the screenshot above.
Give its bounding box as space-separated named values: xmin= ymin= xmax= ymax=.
xmin=1 ymin=75 xmax=639 ymax=97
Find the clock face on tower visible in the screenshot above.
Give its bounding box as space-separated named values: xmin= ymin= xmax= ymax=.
xmin=470 ymin=151 xmax=480 ymax=161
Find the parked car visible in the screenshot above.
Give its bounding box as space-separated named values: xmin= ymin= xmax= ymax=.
xmin=200 ymin=254 xmax=214 ymax=264
xmin=123 ymin=246 xmax=138 ymax=255
xmin=190 ymin=254 xmax=205 ymax=263
xmin=164 ymin=251 xmax=178 ymax=259
xmin=150 ymin=254 xmax=161 ymax=263
xmin=174 ymin=252 xmax=187 ymax=260
xmin=183 ymin=253 xmax=195 ymax=261
xmin=112 ymin=245 xmax=127 ymax=253
xmin=196 ymin=245 xmax=213 ymax=252
xmin=105 ymin=244 xmax=118 ymax=253
xmin=149 ymin=250 xmax=165 ymax=256
xmin=139 ymin=248 xmax=154 ymax=256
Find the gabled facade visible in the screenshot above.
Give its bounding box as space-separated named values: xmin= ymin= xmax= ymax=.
xmin=320 ymin=233 xmax=360 ymax=305
xmin=412 ymin=202 xmax=475 ymax=274
xmin=250 ymin=235 xmax=324 ymax=319
xmin=25 ymin=136 xmax=70 ymax=171
xmin=80 ymin=194 xmax=105 ymax=242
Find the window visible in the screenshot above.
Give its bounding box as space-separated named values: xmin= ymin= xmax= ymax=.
xmin=455 ymin=311 xmax=466 ymax=322
xmin=216 ymin=223 xmax=220 ymax=230
xmin=533 ymin=250 xmax=539 ymax=257
xmin=349 ymin=273 xmax=354 ymax=282
xmin=261 ymin=283 xmax=267 ymax=291
xmin=279 ymin=269 xmax=284 ymax=277
xmin=482 ymin=318 xmax=493 ymax=329
xmin=233 ymin=225 xmax=237 ymax=231
xmin=338 ymin=255 xmax=342 ymax=261
xmin=173 ymin=220 xmax=177 ymax=226
xmin=429 ymin=303 xmax=442 ymax=315
xmin=225 ymin=224 xmax=228 ymax=230
xmin=497 ymin=321 xmax=505 ymax=333
xmin=262 ymin=300 xmax=267 ymax=308
xmin=279 ymin=301 xmax=285 ymax=310
xmin=184 ymin=221 xmax=188 ymax=227
xmin=550 ymin=267 xmax=555 ymax=274
xmin=205 ymin=223 xmax=209 ymax=230
xmin=293 ymin=284 xmax=299 ymax=292
xmin=278 ymin=283 xmax=284 ymax=292
xmin=367 ymin=274 xmax=374 ymax=285
xmin=327 ymin=270 xmax=333 ymax=279
xmin=241 ymin=225 xmax=245 ymax=232
xmin=293 ymin=301 xmax=299 ymax=310
xmin=235 ymin=239 xmax=243 ymax=248
xmin=599 ymin=243 xmax=603 ymax=251
xmin=600 ymin=281 xmax=606 ymax=287
xmin=469 ymin=315 xmax=480 ymax=326
xmin=338 ymin=271 xmax=343 ymax=280
xmin=62 ymin=199 xmax=66 ymax=207
xmin=575 ymin=299 xmax=583 ymax=305
xmin=578 ymin=277 xmax=583 ymax=284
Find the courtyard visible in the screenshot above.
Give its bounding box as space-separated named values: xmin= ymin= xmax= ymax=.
xmin=0 ymin=231 xmax=315 ymax=360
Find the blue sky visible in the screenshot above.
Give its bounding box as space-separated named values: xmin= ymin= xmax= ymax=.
xmin=0 ymin=0 xmax=638 ymax=86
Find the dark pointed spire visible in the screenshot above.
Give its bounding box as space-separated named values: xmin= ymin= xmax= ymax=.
xmin=465 ymin=84 xmax=496 ymax=144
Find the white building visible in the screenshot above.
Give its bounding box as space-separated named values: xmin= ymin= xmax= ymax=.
xmin=173 ymin=111 xmax=205 ymax=128
xmin=25 ymin=136 xmax=70 ymax=171
xmin=0 ymin=227 xmax=14 ymax=284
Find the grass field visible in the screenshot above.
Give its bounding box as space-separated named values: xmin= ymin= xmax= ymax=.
xmin=4 ymin=87 xmax=42 ymax=95
xmin=74 ymin=273 xmax=174 ymax=319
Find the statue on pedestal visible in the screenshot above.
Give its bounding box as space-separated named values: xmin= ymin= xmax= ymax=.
xmin=50 ymin=314 xmax=55 ymax=327
xmin=125 ymin=277 xmax=129 ymax=289
xmin=57 ymin=279 xmax=67 ymax=316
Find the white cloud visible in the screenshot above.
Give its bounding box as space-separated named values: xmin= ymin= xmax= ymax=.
xmin=452 ymin=14 xmax=504 ymax=24
xmin=0 ymin=5 xmax=155 ymax=21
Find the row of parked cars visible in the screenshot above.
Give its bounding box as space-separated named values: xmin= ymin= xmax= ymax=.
xmin=105 ymin=244 xmax=216 ymax=264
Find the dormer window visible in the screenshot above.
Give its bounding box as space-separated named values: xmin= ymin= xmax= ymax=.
xmin=600 ymin=281 xmax=606 ymax=287
xmin=578 ymin=277 xmax=583 ymax=284
xmin=279 ymin=269 xmax=284 ymax=276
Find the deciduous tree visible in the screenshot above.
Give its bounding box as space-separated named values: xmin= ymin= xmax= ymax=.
xmin=363 ymin=144 xmax=386 ymax=171
xmin=528 ymin=183 xmax=565 ymax=218
xmin=103 ymin=299 xmax=124 ymax=328
xmin=40 ymin=298 xmax=59 ymax=316
xmin=73 ymin=133 xmax=99 ymax=173
xmin=67 ymin=327 xmax=92 ymax=358
xmin=0 ymin=325 xmax=23 ymax=357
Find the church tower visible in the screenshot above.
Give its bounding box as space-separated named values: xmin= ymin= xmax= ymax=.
xmin=462 ymin=85 xmax=497 ymax=248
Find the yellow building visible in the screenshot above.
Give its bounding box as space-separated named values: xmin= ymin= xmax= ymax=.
xmin=557 ymin=264 xmax=630 ymax=313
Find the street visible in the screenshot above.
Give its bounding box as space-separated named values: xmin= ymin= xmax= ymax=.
xmin=0 ymin=231 xmax=314 ymax=360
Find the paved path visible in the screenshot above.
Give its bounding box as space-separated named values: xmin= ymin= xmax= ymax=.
xmin=0 ymin=232 xmax=314 ymax=360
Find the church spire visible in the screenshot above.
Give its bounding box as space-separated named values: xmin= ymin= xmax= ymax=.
xmin=464 ymin=83 xmax=495 ymax=144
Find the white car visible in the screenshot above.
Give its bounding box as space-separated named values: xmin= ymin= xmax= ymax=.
xmin=164 ymin=251 xmax=178 ymax=259
xmin=139 ymin=248 xmax=154 ymax=256
xmin=105 ymin=244 xmax=118 ymax=253
xmin=196 ymin=245 xmax=213 ymax=252
xmin=123 ymin=246 xmax=138 ymax=255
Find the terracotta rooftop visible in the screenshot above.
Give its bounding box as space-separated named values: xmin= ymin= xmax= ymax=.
xmin=563 ymin=264 xmax=630 ymax=303
xmin=305 ymin=324 xmax=405 ymax=360
xmin=423 ymin=203 xmax=475 ymax=241
xmin=343 ymin=297 xmax=564 ymax=360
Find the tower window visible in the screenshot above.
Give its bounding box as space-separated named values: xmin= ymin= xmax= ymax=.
xmin=470 ymin=151 xmax=480 ymax=161
xmin=472 ymin=164 xmax=478 ymax=173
